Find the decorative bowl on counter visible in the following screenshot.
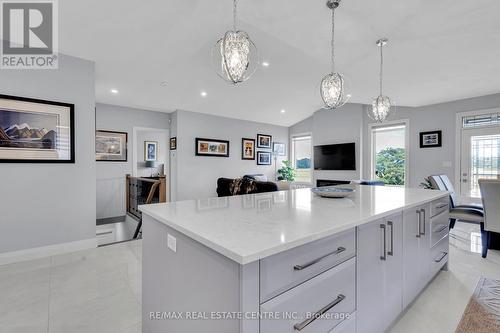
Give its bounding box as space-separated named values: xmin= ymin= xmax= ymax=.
xmin=311 ymin=186 xmax=355 ymax=198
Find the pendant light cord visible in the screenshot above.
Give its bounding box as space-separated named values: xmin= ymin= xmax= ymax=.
xmin=233 ymin=0 xmax=238 ymax=31
xmin=379 ymin=44 xmax=384 ymax=95
xmin=331 ymin=6 xmax=336 ymax=73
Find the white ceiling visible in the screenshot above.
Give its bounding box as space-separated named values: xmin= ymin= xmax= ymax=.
xmin=59 ymin=0 xmax=500 ymax=126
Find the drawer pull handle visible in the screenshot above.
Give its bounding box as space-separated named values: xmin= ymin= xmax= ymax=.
xmin=380 ymin=224 xmax=387 ymax=261
xmin=435 ymin=252 xmax=447 ymax=263
xmin=293 ymin=294 xmax=346 ymax=331
xmin=293 ymin=247 xmax=346 ymax=271
xmin=416 ymin=210 xmax=421 ymax=238
xmin=435 ymin=225 xmax=448 ymax=233
xmin=436 ymin=203 xmax=449 ymax=209
xmin=387 ymin=221 xmax=394 ymax=256
xmin=420 ymin=209 xmax=426 ymax=236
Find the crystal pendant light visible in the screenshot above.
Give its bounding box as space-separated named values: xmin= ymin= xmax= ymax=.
xmin=320 ymin=0 xmax=350 ymax=109
xmin=212 ymin=0 xmax=258 ymax=84
xmin=368 ymin=38 xmax=394 ymax=122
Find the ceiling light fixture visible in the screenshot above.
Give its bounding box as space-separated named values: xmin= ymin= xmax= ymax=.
xmin=200 ymin=91 xmax=208 ymax=97
xmin=262 ymin=61 xmax=270 ymax=67
xmin=320 ymin=0 xmax=350 ymax=109
xmin=280 ymin=109 xmax=286 ymax=113
xmin=110 ymin=89 xmax=119 ymax=94
xmin=212 ymin=0 xmax=258 ymax=84
xmin=368 ymin=38 xmax=394 ymax=123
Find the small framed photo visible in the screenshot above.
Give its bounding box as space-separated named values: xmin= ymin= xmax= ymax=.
xmin=420 ymin=130 xmax=442 ymax=148
xmin=195 ymin=138 xmax=229 ymax=157
xmin=170 ymin=137 xmax=177 ymax=150
xmin=257 ymin=151 xmax=272 ymax=165
xmin=242 ymin=138 xmax=255 ymax=160
xmin=144 ymin=141 xmax=158 ymax=161
xmin=257 ymin=134 xmax=272 ymax=149
xmin=273 ymin=142 xmax=286 ymax=156
xmin=96 ymin=130 xmax=128 ymax=162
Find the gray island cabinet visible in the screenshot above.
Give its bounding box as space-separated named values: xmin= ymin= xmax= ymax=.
xmin=140 ymin=186 xmax=449 ymax=333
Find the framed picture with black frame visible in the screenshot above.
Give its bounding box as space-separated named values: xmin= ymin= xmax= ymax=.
xmin=241 ymin=138 xmax=255 ymax=160
xmin=96 ymin=130 xmax=128 ymax=162
xmin=420 ymin=130 xmax=442 ymax=148
xmin=195 ymin=138 xmax=230 ymax=157
xmin=257 ymin=151 xmax=272 ymax=165
xmin=257 ymin=134 xmax=272 ymax=149
xmin=0 ymin=94 xmax=75 ymax=163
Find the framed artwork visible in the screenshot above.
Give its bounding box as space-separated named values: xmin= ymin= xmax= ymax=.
xmin=145 ymin=141 xmax=158 ymax=161
xmin=257 ymin=134 xmax=272 ymax=148
xmin=420 ymin=130 xmax=442 ymax=148
xmin=257 ymin=151 xmax=272 ymax=165
xmin=242 ymin=138 xmax=255 ymax=160
xmin=273 ymin=142 xmax=286 ymax=156
xmin=170 ymin=137 xmax=177 ymax=150
xmin=195 ymin=138 xmax=229 ymax=157
xmin=0 ymin=94 xmax=75 ymax=163
xmin=96 ymin=130 xmax=128 ymax=161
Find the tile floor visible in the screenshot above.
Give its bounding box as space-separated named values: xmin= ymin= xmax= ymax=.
xmin=0 ymin=223 xmax=499 ymax=333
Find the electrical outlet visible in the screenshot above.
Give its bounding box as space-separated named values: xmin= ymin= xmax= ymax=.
xmin=167 ymin=234 xmax=177 ymax=252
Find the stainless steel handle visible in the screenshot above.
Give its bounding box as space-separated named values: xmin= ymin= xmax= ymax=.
xmin=387 ymin=221 xmax=394 ymax=256
xmin=436 ymin=203 xmax=449 ymax=209
xmin=416 ymin=210 xmax=421 ymax=238
xmin=435 ymin=225 xmax=448 ymax=233
xmin=293 ymin=294 xmax=346 ymax=331
xmin=434 ymin=252 xmax=447 ymax=263
xmin=380 ymin=224 xmax=387 ymax=261
xmin=420 ymin=209 xmax=426 ymax=236
xmin=293 ymin=247 xmax=346 ymax=271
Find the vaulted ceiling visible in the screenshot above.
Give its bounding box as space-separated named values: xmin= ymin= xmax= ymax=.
xmin=59 ymin=0 xmax=500 ymax=126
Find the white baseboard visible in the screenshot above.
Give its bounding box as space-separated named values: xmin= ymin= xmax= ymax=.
xmin=0 ymin=238 xmax=97 ymax=266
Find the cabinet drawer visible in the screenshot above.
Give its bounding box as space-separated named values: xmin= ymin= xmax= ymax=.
xmin=260 ymin=258 xmax=356 ymax=333
xmin=260 ymin=229 xmax=355 ymax=302
xmin=429 ymin=236 xmax=449 ymax=277
xmin=430 ymin=198 xmax=449 ymax=217
xmin=430 ymin=210 xmax=449 ymax=248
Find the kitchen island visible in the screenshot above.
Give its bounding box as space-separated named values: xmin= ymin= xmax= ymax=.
xmin=140 ymin=186 xmax=450 ymax=333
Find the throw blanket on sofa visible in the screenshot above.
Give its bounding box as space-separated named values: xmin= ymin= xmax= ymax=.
xmin=229 ymin=178 xmax=257 ymax=196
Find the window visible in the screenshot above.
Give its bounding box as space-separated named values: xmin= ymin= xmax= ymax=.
xmin=291 ymin=135 xmax=312 ymax=183
xmin=370 ymin=122 xmax=408 ymax=186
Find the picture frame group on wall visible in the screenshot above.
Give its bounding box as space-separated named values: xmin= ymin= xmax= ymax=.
xmin=241 ymin=138 xmax=255 ymax=160
xmin=195 ymin=138 xmax=230 ymax=157
xmin=96 ymin=130 xmax=128 ymax=162
xmin=0 ymin=94 xmax=75 ymax=163
xmin=257 ymin=151 xmax=272 ymax=165
xmin=420 ymin=130 xmax=442 ymax=148
xmin=257 ymin=134 xmax=272 ymax=148
xmin=145 ymin=141 xmax=158 ymax=161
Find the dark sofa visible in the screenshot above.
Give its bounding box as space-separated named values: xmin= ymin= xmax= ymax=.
xmin=217 ymin=177 xmax=278 ymax=197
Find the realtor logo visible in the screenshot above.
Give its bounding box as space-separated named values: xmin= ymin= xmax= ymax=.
xmin=1 ymin=0 xmax=58 ymax=69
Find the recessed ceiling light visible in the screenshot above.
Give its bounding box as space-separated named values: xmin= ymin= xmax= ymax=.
xmin=110 ymin=89 xmax=119 ymax=94
xmin=200 ymin=91 xmax=207 ymax=97
xmin=262 ymin=61 xmax=270 ymax=67
xmin=281 ymin=109 xmax=286 ymax=113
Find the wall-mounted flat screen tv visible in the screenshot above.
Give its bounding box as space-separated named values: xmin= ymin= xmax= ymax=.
xmin=314 ymin=142 xmax=356 ymax=170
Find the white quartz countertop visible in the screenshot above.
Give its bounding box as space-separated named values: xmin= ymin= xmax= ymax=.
xmin=139 ymin=186 xmax=448 ymax=265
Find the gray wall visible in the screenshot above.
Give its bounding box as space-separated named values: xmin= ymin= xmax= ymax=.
xmin=173 ymin=110 xmax=289 ymax=201
xmin=290 ymin=93 xmax=500 ymax=189
xmin=96 ymin=103 xmax=170 ymax=219
xmin=0 ymin=55 xmax=96 ymax=253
